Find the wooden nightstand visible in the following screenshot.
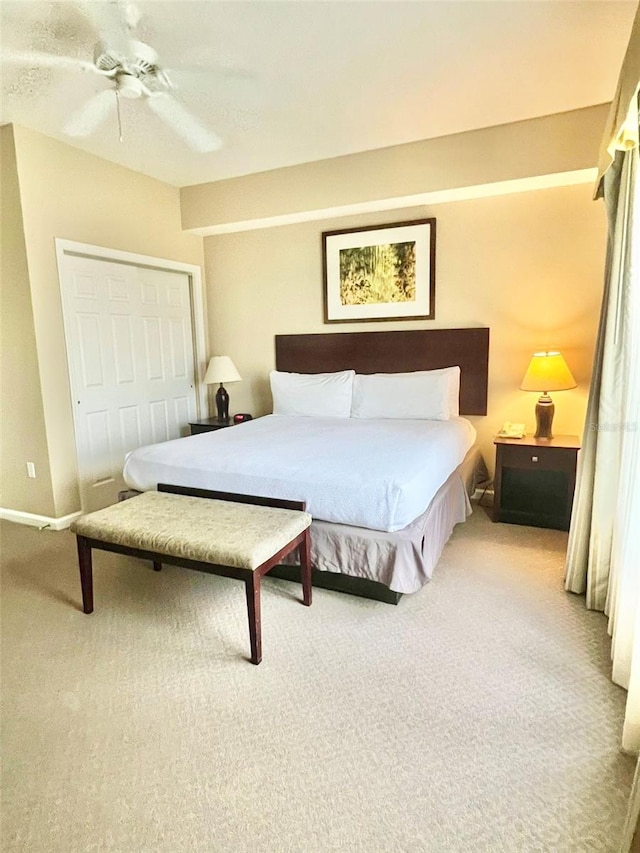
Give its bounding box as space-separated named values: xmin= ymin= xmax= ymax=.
xmin=189 ymin=417 xmax=236 ymax=435
xmin=493 ymin=435 xmax=580 ymax=530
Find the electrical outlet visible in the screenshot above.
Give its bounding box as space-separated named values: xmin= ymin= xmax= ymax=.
xmin=26 ymin=462 xmax=36 ymax=478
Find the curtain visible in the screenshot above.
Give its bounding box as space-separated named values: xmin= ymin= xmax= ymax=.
xmin=565 ymin=5 xmax=640 ymax=751
xmin=621 ymin=755 xmax=640 ymax=853
xmin=563 ymin=152 xmax=630 ymax=610
xmin=610 ymin=154 xmax=640 ymax=749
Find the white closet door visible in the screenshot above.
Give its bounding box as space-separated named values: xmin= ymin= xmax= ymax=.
xmin=61 ymin=255 xmax=198 ymax=512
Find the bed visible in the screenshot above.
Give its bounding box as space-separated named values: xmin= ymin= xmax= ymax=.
xmin=124 ymin=328 xmax=489 ymax=603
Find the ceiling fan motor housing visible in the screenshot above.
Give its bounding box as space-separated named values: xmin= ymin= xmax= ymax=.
xmin=129 ymin=40 xmax=159 ymax=71
xmin=93 ymin=44 xmax=121 ymax=72
xmin=93 ymin=40 xmax=163 ymax=91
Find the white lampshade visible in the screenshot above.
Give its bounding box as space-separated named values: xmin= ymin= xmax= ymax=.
xmin=203 ymin=356 xmax=242 ymax=385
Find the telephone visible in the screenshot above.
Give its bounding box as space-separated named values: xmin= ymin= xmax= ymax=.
xmin=498 ymin=421 xmax=526 ymax=439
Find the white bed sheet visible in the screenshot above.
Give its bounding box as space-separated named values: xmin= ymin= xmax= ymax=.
xmin=123 ymin=414 xmax=476 ymax=533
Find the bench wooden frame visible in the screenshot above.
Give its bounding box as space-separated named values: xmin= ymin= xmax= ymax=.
xmin=75 ymin=484 xmax=312 ymax=665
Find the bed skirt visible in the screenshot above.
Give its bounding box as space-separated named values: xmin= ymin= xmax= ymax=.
xmin=272 ymin=445 xmax=486 ymax=599
xmin=119 ymin=447 xmax=486 ymax=603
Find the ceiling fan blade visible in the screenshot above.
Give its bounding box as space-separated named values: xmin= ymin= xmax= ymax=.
xmin=64 ymin=90 xmax=117 ymax=137
xmin=75 ymin=0 xmax=137 ymax=57
xmin=0 ymin=47 xmax=108 ymax=76
xmin=147 ymin=93 xmax=222 ymax=153
xmin=119 ymin=2 xmax=142 ymax=30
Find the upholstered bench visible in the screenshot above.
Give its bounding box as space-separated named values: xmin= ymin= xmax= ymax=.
xmin=70 ymin=484 xmax=312 ymax=664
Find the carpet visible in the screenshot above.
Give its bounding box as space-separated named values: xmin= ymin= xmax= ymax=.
xmin=1 ymin=505 xmax=634 ymax=852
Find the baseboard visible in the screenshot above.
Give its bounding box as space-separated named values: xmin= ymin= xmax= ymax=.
xmin=0 ymin=507 xmax=82 ymax=531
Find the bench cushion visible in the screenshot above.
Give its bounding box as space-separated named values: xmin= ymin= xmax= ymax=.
xmin=70 ymin=491 xmax=312 ymax=570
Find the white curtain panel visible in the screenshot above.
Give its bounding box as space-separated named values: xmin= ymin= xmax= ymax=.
xmin=565 ymin=19 xmax=640 ymax=765
xmin=621 ymin=754 xmax=640 ymax=853
xmin=611 ymin=145 xmax=640 ymax=753
xmin=567 ymin=12 xmax=640 ymax=849
xmin=565 ymin=139 xmax=640 ymax=758
xmin=569 ymin=138 xmax=640 ymax=853
xmin=564 ymin=153 xmax=629 ymax=610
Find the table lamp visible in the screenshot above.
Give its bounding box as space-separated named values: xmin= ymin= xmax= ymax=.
xmin=519 ymin=351 xmax=576 ymax=439
xmin=204 ymin=356 xmax=242 ymax=421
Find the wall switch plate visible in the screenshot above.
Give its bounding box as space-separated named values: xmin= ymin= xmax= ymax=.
xmin=26 ymin=462 xmax=36 ymax=478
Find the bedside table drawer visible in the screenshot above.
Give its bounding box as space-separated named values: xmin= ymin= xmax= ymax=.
xmin=498 ymin=444 xmax=576 ymax=472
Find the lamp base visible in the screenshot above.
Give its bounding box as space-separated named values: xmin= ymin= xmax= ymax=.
xmin=534 ymin=394 xmax=554 ymax=439
xmin=215 ymin=384 xmax=230 ymax=421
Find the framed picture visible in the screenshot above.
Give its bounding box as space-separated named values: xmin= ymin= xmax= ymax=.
xmin=322 ymin=218 xmax=436 ymax=323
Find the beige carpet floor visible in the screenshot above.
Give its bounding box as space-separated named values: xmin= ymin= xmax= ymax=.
xmin=1 ymin=505 xmax=635 ymax=853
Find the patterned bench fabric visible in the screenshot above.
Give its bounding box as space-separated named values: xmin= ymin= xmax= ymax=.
xmin=71 ymin=492 xmax=312 ymax=570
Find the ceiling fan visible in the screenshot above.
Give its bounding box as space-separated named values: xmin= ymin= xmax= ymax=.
xmin=0 ymin=1 xmax=222 ymax=153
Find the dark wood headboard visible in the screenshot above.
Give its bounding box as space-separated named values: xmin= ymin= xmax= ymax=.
xmin=275 ymin=328 xmax=489 ymax=415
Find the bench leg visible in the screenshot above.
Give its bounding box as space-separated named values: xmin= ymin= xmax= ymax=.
xmin=153 ymin=561 xmax=162 ymax=572
xmin=300 ymin=530 xmax=312 ymax=607
xmin=245 ymin=573 xmax=262 ymax=665
xmin=77 ymin=536 xmax=94 ymax=614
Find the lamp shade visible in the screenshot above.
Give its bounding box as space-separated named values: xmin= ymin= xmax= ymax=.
xmin=203 ymin=356 xmax=242 ymax=385
xmin=519 ymin=351 xmax=576 ymax=393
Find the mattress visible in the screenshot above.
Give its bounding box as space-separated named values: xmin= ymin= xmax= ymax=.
xmin=123 ymin=414 xmax=477 ymax=533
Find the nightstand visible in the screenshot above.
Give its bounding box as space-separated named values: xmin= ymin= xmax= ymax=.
xmin=189 ymin=417 xmax=235 ymax=435
xmin=493 ymin=435 xmax=580 ymax=530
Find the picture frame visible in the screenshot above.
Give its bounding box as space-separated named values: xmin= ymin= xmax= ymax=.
xmin=322 ymin=218 xmax=436 ymax=324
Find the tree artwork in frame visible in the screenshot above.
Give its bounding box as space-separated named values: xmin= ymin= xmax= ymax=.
xmin=322 ymin=218 xmax=436 ymax=323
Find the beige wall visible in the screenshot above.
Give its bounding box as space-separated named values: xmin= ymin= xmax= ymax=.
xmin=2 ymin=106 xmax=607 ymax=519
xmin=194 ymin=106 xmax=609 ymax=479
xmin=182 ymin=105 xmax=608 ymax=232
xmin=203 ymin=182 xmax=605 ymax=477
xmin=7 ymin=125 xmax=205 ymax=518
xmin=1 ymin=126 xmax=56 ymax=515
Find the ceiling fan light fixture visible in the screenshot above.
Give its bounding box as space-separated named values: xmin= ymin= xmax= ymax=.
xmin=116 ymin=73 xmax=143 ymax=98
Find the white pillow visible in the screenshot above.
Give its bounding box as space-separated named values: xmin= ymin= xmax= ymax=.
xmin=270 ymin=370 xmax=355 ymax=418
xmin=351 ymin=368 xmax=460 ymax=420
xmin=424 ymin=366 xmax=461 ymax=417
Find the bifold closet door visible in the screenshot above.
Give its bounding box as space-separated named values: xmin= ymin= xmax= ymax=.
xmin=60 ymin=254 xmax=198 ymax=512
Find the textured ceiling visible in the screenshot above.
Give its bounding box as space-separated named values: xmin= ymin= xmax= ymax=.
xmin=0 ymin=1 xmax=636 ymax=188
